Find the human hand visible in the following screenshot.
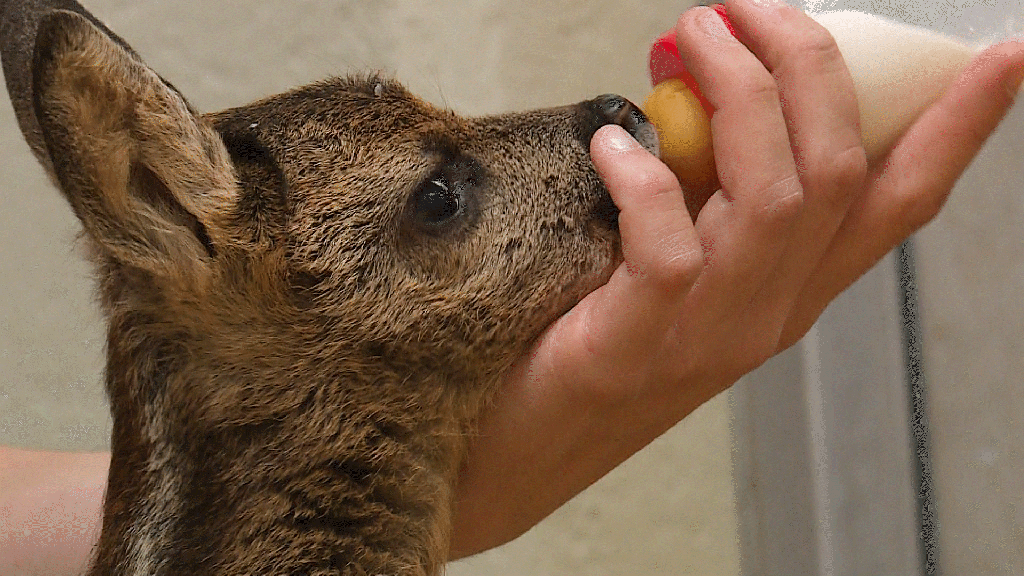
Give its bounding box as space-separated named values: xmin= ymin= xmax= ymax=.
xmin=450 ymin=0 xmax=1024 ymax=558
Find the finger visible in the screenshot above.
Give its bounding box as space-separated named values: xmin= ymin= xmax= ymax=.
xmin=871 ymin=40 xmax=1024 ymax=236
xmin=580 ymin=124 xmax=702 ymax=359
xmin=674 ymin=6 xmax=803 ymax=298
xmin=724 ymin=0 xmax=867 ymax=316
xmin=728 ymin=0 xmax=863 ymax=175
xmin=779 ymin=40 xmax=1024 ymax=347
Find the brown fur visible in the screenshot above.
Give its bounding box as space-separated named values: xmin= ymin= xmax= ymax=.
xmin=2 ymin=1 xmax=658 ymax=574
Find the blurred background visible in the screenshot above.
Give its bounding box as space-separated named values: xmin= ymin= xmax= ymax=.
xmin=1 ymin=1 xmax=1021 ymax=574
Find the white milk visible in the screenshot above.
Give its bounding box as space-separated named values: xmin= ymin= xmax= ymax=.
xmin=811 ymin=11 xmax=986 ymax=159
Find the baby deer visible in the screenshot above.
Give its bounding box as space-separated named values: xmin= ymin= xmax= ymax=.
xmin=2 ymin=0 xmax=659 ymax=574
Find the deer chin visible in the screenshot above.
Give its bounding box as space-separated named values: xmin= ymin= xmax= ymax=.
xmin=562 ymin=242 xmax=622 ymax=317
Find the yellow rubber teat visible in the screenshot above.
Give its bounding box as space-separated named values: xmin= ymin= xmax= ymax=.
xmin=643 ymin=79 xmax=715 ymax=187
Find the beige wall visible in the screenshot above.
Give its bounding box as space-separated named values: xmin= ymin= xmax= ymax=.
xmin=0 ymin=1 xmax=741 ymax=574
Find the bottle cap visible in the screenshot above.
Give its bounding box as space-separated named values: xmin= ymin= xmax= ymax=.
xmin=648 ymin=5 xmax=736 ymax=116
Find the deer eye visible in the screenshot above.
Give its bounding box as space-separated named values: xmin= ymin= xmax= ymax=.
xmin=405 ymin=156 xmax=482 ymax=238
xmin=413 ymin=175 xmax=465 ymax=228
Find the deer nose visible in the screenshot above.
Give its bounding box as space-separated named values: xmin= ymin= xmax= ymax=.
xmin=581 ymin=94 xmax=660 ymax=157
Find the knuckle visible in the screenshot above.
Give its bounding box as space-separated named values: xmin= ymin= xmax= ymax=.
xmin=676 ymin=9 xmax=704 ymax=41
xmin=746 ymin=174 xmax=805 ymax=230
xmin=629 ymin=231 xmax=703 ymax=293
xmin=611 ymin=161 xmax=681 ymax=214
xmin=633 ymin=165 xmax=678 ymax=199
xmin=788 ymin=25 xmax=842 ymax=69
xmin=648 ymin=238 xmax=704 ymax=289
xmin=770 ymin=24 xmax=847 ymax=89
xmin=739 ymin=72 xmax=783 ymax=108
xmin=801 ymin=144 xmax=868 ymax=209
xmin=675 ymin=9 xmax=716 ymax=56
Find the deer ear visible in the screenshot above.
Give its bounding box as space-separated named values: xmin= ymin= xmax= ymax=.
xmin=30 ymin=10 xmax=238 ymax=276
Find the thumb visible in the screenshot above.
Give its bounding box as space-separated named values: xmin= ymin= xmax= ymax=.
xmin=572 ymin=125 xmax=702 ymax=361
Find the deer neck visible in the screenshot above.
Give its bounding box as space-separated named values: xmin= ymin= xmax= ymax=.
xmin=87 ymin=314 xmax=475 ymax=576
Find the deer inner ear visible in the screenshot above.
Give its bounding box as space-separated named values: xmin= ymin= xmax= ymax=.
xmin=217 ymin=126 xmax=289 ymax=244
xmin=130 ymin=163 xmax=217 ymax=258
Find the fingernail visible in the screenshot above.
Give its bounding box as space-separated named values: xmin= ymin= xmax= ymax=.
xmin=698 ymin=7 xmax=732 ymax=39
xmin=711 ymin=4 xmax=739 ymax=37
xmin=601 ymin=125 xmax=643 ymax=153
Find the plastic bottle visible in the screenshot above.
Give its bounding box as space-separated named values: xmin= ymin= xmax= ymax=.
xmin=644 ymin=5 xmax=990 ymax=189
